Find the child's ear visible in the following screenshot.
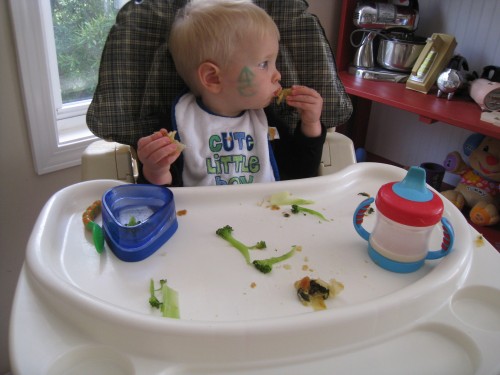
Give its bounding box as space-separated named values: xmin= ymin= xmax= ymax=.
xmin=198 ymin=61 xmax=221 ymax=93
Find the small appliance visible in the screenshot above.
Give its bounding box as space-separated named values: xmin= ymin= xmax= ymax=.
xmin=406 ymin=33 xmax=457 ymax=94
xmin=436 ymin=55 xmax=473 ymax=100
xmin=349 ymin=0 xmax=423 ymax=82
xmin=469 ymin=66 xmax=500 ymax=111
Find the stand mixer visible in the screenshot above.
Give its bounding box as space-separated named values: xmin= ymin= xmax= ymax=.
xmin=350 ymin=0 xmax=423 ymax=82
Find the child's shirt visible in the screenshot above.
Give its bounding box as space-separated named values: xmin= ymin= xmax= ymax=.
xmin=173 ymin=92 xmax=279 ymax=186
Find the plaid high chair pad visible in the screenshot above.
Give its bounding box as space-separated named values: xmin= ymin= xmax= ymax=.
xmin=86 ymin=0 xmax=353 ymax=147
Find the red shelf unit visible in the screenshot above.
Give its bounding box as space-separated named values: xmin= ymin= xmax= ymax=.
xmin=335 ymin=0 xmax=500 ymax=145
xmin=334 ymin=0 xmax=500 ymax=251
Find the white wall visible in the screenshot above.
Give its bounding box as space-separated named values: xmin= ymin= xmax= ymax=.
xmin=0 ymin=2 xmax=81 ymax=372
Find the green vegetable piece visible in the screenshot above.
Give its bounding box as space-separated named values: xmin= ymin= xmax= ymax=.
xmin=149 ymin=279 xmax=180 ymax=319
xmin=86 ymin=221 xmax=105 ymax=253
xmin=126 ymin=216 xmax=138 ymax=226
xmin=161 ymin=281 xmax=180 ymax=319
xmin=291 ymin=204 xmax=329 ymax=222
xmin=269 ymin=191 xmax=314 ymax=206
xmin=216 ymin=225 xmax=253 ymax=264
xmin=249 ymin=241 xmax=267 ymax=250
xmin=149 ymin=279 xmax=162 ymax=308
xmin=252 ymin=246 xmax=297 ymax=274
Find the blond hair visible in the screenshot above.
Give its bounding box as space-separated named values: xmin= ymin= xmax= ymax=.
xmin=169 ymin=0 xmax=280 ymax=94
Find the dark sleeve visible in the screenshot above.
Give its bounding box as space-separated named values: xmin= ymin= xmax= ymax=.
xmin=270 ymin=116 xmax=327 ymax=180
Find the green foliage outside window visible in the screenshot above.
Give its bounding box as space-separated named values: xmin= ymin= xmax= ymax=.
xmin=51 ymin=0 xmax=121 ymax=103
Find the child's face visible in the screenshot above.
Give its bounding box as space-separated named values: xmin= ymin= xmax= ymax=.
xmin=219 ymin=31 xmax=281 ymax=115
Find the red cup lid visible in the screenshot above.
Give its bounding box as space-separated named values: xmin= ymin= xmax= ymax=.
xmin=375 ymin=167 xmax=443 ymax=226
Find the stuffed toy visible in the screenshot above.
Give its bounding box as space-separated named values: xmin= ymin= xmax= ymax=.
xmin=442 ymin=133 xmax=500 ymax=226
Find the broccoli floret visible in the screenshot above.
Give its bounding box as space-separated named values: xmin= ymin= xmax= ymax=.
xmin=216 ymin=225 xmax=267 ymax=264
xmin=252 ymin=246 xmax=297 ymax=274
xmin=149 ymin=279 xmax=180 ymax=319
xmin=149 ymin=279 xmax=164 ymax=309
xmin=125 ymin=215 xmax=141 ymax=226
xmin=291 ymin=204 xmax=329 ymax=222
xmin=249 ymin=240 xmax=267 ymax=250
xmin=149 ymin=295 xmax=161 ymax=308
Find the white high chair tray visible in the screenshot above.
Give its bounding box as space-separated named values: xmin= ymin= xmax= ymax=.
xmin=10 ymin=163 xmax=500 ymax=375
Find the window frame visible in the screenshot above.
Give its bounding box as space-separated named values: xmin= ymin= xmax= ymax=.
xmin=9 ymin=0 xmax=99 ymax=175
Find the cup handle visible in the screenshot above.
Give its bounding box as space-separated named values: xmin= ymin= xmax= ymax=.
xmin=426 ymin=217 xmax=455 ymax=260
xmin=353 ymin=197 xmax=374 ymax=241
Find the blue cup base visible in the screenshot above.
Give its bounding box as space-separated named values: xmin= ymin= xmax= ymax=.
xmin=368 ymin=245 xmax=424 ymax=273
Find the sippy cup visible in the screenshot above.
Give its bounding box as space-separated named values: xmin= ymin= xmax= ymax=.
xmin=353 ymin=166 xmax=454 ymax=273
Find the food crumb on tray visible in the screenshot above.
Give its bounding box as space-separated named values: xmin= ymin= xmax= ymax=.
xmin=474 ymin=234 xmax=485 ymax=247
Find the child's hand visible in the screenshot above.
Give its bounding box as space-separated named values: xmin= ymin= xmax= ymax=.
xmin=285 ymin=85 xmax=323 ymax=137
xmin=137 ymin=129 xmax=182 ymax=185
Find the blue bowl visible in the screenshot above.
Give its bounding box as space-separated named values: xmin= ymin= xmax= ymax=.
xmin=102 ymin=184 xmax=178 ymax=262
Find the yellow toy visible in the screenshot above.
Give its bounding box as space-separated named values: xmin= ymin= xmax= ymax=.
xmin=441 ymin=134 xmax=500 ymax=226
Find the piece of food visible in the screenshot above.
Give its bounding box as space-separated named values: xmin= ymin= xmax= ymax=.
xmin=149 ymin=278 xmax=180 ymax=319
xmin=82 ymin=200 xmax=102 ymax=227
xmin=269 ymin=191 xmax=314 ymax=207
xmin=216 ymin=225 xmax=302 ymax=274
xmin=216 ymin=225 xmax=267 ymax=265
xmin=474 ymin=234 xmax=485 ymax=248
xmin=252 ymin=245 xmax=298 ymax=274
xmin=82 ymin=200 xmax=105 ymax=254
xmin=160 ymin=129 xmax=186 ymax=152
xmin=249 ymin=241 xmax=267 ymax=250
xmin=294 ymin=276 xmax=344 ymax=311
xmin=275 ymin=87 xmax=292 ymax=105
xmin=291 ymin=204 xmax=330 ymax=222
xmin=125 ymin=215 xmax=140 ymax=226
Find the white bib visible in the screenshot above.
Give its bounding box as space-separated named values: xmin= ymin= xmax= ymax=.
xmin=174 ymin=93 xmax=276 ymax=186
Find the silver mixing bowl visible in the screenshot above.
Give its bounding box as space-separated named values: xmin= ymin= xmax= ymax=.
xmin=377 ymin=34 xmax=426 ymax=72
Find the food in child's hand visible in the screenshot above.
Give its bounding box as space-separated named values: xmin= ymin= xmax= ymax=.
xmin=275 ymin=87 xmax=292 ymax=105
xmin=160 ymin=129 xmax=186 ymax=152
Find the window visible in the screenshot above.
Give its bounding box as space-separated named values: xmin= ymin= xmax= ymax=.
xmin=9 ymin=0 xmax=125 ymax=174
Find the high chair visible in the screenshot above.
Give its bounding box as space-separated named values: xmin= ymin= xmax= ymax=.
xmin=83 ymin=0 xmax=355 ymax=182
xmin=82 ymin=130 xmax=356 ymax=182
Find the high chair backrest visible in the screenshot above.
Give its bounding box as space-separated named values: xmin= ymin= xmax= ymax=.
xmin=86 ymin=0 xmax=352 ymax=148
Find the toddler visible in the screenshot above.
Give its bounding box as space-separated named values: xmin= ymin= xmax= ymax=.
xmin=137 ymin=0 xmax=325 ymax=186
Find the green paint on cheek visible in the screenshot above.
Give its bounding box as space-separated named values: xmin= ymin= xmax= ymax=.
xmin=237 ymin=66 xmax=256 ymax=97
